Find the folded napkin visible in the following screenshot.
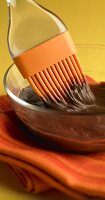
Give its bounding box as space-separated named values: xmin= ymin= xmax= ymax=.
xmin=1 ymin=94 xmax=105 ymax=200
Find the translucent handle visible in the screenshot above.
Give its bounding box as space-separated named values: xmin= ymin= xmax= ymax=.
xmin=7 ymin=0 xmax=67 ymax=57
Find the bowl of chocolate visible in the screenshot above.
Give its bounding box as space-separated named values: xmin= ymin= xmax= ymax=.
xmin=3 ymin=55 xmax=105 ymax=153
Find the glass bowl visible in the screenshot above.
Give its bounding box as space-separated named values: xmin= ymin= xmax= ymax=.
xmin=3 ymin=46 xmax=105 ymax=152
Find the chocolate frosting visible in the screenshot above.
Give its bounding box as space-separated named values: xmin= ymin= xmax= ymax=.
xmin=19 ymin=83 xmax=105 ymax=114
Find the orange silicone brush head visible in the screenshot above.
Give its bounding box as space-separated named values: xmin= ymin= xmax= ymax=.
xmin=14 ymin=31 xmax=94 ymax=104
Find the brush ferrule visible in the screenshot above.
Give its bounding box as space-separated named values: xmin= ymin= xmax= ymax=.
xmin=13 ymin=31 xmax=76 ymax=78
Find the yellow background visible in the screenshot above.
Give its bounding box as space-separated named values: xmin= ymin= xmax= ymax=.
xmin=0 ymin=0 xmax=105 ymax=199
xmin=1 ymin=0 xmax=105 ymax=95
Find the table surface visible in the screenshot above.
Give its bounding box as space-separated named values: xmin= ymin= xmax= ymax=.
xmin=1 ymin=0 xmax=105 ymax=199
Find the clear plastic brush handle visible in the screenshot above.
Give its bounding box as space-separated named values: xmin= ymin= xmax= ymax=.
xmin=6 ymin=0 xmax=67 ymax=57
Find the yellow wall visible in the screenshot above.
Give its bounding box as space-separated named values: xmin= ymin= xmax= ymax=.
xmin=1 ymin=0 xmax=105 ymax=95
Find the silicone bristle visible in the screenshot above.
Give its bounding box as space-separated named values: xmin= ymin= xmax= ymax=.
xmin=28 ymin=55 xmax=86 ymax=102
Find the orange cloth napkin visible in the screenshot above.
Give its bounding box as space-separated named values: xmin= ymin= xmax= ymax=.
xmin=0 ymin=95 xmax=105 ymax=200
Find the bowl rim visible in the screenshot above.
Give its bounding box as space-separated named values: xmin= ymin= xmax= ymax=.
xmin=3 ymin=64 xmax=74 ymax=115
xmin=3 ymin=63 xmax=105 ymax=116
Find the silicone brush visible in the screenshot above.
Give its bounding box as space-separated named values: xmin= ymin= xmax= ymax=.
xmin=7 ymin=0 xmax=94 ymax=104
